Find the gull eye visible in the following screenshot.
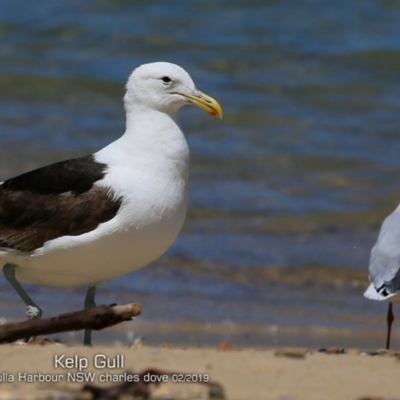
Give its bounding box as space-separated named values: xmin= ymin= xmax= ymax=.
xmin=161 ymin=76 xmax=172 ymax=83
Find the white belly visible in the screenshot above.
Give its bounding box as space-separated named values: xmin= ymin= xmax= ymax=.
xmin=10 ymin=202 xmax=186 ymax=287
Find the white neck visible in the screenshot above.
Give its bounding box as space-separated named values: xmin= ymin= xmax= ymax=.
xmin=96 ymin=105 xmax=190 ymax=177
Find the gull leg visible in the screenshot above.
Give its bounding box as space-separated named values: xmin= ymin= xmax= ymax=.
xmin=386 ymin=302 xmax=394 ymax=350
xmin=83 ymin=283 xmax=97 ymax=346
xmin=3 ymin=263 xmax=42 ymax=319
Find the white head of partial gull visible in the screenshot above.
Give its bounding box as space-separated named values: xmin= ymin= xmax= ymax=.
xmin=0 ymin=62 xmax=222 ymax=345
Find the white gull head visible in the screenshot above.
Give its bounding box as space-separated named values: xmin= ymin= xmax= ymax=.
xmin=124 ymin=62 xmax=222 ymax=118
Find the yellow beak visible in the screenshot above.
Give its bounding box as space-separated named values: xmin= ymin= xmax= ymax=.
xmin=177 ymin=90 xmax=223 ymax=119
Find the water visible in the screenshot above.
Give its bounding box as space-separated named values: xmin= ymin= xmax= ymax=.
xmin=1 ymin=0 xmax=400 ymax=348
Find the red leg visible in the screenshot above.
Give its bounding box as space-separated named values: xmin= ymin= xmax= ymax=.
xmin=386 ymin=302 xmax=394 ymax=350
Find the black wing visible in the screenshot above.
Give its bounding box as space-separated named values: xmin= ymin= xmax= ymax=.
xmin=0 ymin=155 xmax=122 ymax=252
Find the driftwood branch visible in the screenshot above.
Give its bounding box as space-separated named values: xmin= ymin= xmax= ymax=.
xmin=0 ymin=302 xmax=141 ymax=344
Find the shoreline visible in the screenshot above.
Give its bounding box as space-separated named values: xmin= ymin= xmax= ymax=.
xmin=20 ymin=319 xmax=395 ymax=351
xmin=1 ymin=316 xmax=395 ymax=350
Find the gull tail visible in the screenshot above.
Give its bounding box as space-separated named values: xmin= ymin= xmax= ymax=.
xmin=364 ymin=283 xmax=396 ymax=301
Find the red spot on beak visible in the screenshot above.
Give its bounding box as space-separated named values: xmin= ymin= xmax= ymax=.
xmin=208 ymin=110 xmax=217 ymax=116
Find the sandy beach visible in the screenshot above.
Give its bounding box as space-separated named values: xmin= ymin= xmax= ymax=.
xmin=0 ymin=342 xmax=398 ymax=400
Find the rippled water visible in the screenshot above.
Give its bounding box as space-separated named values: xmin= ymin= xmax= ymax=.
xmin=1 ymin=0 xmax=400 ymax=347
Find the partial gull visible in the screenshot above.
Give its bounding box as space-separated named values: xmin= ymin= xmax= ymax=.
xmin=364 ymin=204 xmax=400 ymax=349
xmin=0 ymin=62 xmax=222 ymax=345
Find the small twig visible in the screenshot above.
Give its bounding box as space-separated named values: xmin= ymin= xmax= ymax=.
xmin=0 ymin=302 xmax=141 ymax=343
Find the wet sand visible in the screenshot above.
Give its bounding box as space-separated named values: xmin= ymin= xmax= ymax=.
xmin=0 ymin=343 xmax=398 ymax=400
